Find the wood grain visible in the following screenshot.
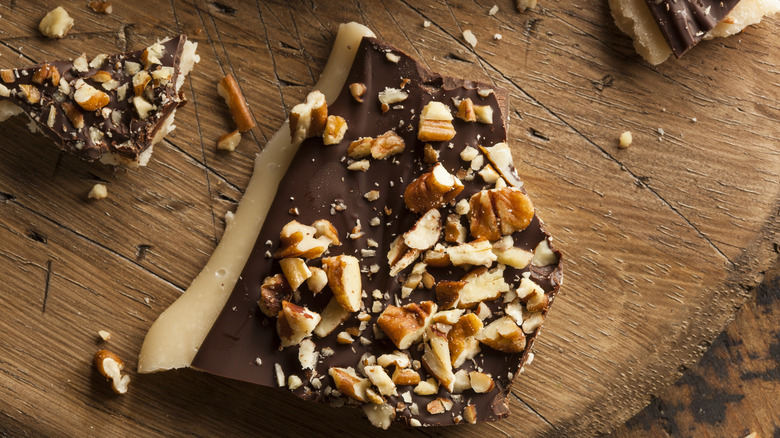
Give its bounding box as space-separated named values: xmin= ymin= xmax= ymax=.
xmin=0 ymin=0 xmax=776 ymax=436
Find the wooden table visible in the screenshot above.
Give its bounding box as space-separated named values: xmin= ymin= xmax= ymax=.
xmin=0 ymin=1 xmax=777 ymax=436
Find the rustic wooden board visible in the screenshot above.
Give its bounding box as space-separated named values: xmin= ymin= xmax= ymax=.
xmin=0 ymin=0 xmax=777 ymax=436
xmin=612 ymin=257 xmax=780 ymax=437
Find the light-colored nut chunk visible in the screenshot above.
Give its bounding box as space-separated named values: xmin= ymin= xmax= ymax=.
xmin=276 ymin=220 xmax=332 ymax=259
xmin=414 ymin=377 xmax=439 ymax=395
xmin=387 ymin=235 xmax=421 ymax=276
xmin=455 ymin=98 xmax=476 ymax=122
xmin=329 ymin=366 xmax=371 ymax=402
xmin=517 ymin=276 xmax=549 ymax=312
xmin=453 ymin=369 xmax=471 ymax=393
xmin=444 ymin=214 xmax=467 ymax=244
xmin=218 ymin=74 xmax=256 ymax=132
xmin=276 ymin=301 xmax=321 ymax=348
xmin=377 ymin=301 xmax=437 ymax=350
xmin=87 ymin=183 xmax=108 ymax=200
xmin=378 ymin=87 xmax=408 ymax=112
xmin=403 ymin=163 xmax=464 ymax=213
xmin=323 ymin=115 xmax=348 ymax=145
xmin=349 ymin=82 xmax=367 ymax=102
xmin=392 ymin=367 xmax=421 ymax=386
xmin=403 ymin=208 xmax=442 ymax=250
xmin=133 ymin=96 xmax=155 ymax=119
xmin=61 ymin=102 xmax=84 ymax=130
xmin=362 ymin=402 xmax=396 ymax=429
xmin=522 ymin=311 xmax=545 ymax=334
xmin=39 ymin=7 xmax=74 ymax=39
xmin=492 ymin=236 xmax=533 ymax=268
xmin=421 ymin=326 xmax=455 ymax=392
xmin=474 ymin=105 xmax=493 ymax=124
xmin=321 ymin=255 xmax=362 ymax=312
xmin=93 ymin=350 xmax=130 ymax=394
xmin=18 ymin=84 xmax=41 ymax=105
xmin=306 ymin=266 xmax=328 ymax=293
xmin=217 ymin=130 xmax=242 ymax=151
xmin=448 ymin=313 xmax=483 ymax=367
xmin=532 ymin=238 xmax=559 ymax=267
xmin=427 ymin=397 xmax=454 ymax=414
xmin=258 ymin=274 xmax=292 ymax=317
xmin=436 ymin=265 xmax=509 ymax=309
xmin=476 ymin=316 xmax=526 ymax=353
xmin=348 ymin=137 xmax=373 ymax=159
xmin=469 ymin=187 xmax=534 ymax=241
xmin=289 ymin=90 xmax=327 ymax=145
xmin=298 ymin=338 xmax=318 ymax=370
xmin=364 ymin=365 xmax=397 ymax=396
xmin=370 ymin=130 xmax=405 ymax=159
xmin=313 ymin=297 xmax=350 ymax=337
xmin=32 ymin=63 xmax=61 ymax=86
xmin=418 ymin=101 xmax=456 ymax=142
xmin=377 ymin=351 xmax=411 ymax=369
xmin=469 ymin=371 xmax=495 ymax=393
xmin=463 ymin=404 xmax=477 ymax=424
xmin=279 ymin=258 xmax=312 ymax=290
xmin=75 ymin=83 xmax=110 ymax=111
xmin=446 ymin=238 xmax=497 ymax=267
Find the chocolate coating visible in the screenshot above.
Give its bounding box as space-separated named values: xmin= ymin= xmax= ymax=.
xmin=0 ymin=36 xmax=187 ymax=162
xmin=644 ymin=0 xmax=741 ymax=57
xmin=192 ymin=37 xmax=563 ymax=427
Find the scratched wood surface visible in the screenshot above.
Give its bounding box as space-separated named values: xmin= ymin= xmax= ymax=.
xmin=612 ymin=257 xmax=780 ymax=438
xmin=0 ymin=0 xmax=777 ymax=436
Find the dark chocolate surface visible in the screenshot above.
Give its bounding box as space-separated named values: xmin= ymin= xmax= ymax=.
xmin=0 ymin=36 xmax=187 ymax=162
xmin=644 ymin=0 xmax=741 ymax=57
xmin=192 ymin=37 xmax=563 ymax=427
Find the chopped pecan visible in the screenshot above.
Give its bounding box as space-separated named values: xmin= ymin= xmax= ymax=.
xmin=377 ymin=301 xmax=437 ymax=350
xmin=403 ymin=163 xmax=464 ymax=213
xmin=468 ymin=187 xmax=534 ymax=241
xmin=289 ymin=90 xmax=327 ymax=145
xmin=418 ymin=101 xmax=455 ymax=142
xmin=257 ymin=274 xmax=292 ymax=317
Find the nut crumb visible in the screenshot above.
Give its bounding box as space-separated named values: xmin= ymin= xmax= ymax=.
xmin=463 ymin=30 xmax=477 ymax=48
xmin=39 ymin=7 xmax=74 ymax=39
xmin=489 ymin=5 xmax=499 ymax=15
xmin=94 ymin=350 xmax=130 ymax=394
xmin=88 ymin=1 xmax=113 ymax=14
xmin=619 ymin=131 xmax=632 ymax=149
xmin=97 ymin=330 xmax=111 ymax=341
xmin=88 ymin=183 xmax=108 ymax=200
xmin=423 ymin=20 xmax=431 ymax=28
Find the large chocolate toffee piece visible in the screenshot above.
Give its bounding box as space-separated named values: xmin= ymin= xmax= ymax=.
xmin=0 ymin=35 xmax=199 ymax=166
xmin=645 ymin=0 xmax=740 ymax=57
xmin=191 ymin=37 xmax=562 ymax=428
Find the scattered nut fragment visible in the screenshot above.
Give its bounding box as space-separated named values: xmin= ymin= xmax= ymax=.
xmin=306 ymin=266 xmax=328 ymax=294
xmin=392 ymin=367 xmax=421 ymax=386
xmin=468 ymin=371 xmax=495 ymax=393
xmin=364 ymin=365 xmax=397 ymax=396
xmin=468 ymin=187 xmax=534 ymax=241
xmin=348 ymin=130 xmax=405 ymax=160
xmin=387 ymin=235 xmax=421 ymax=276
xmin=421 ymin=326 xmax=455 ymax=391
xmin=463 ymin=404 xmax=477 ymax=424
xmin=289 ymin=90 xmax=327 ymax=145
xmin=455 ymin=98 xmax=476 ymax=122
xmin=330 ymin=366 xmax=371 ymax=402
xmin=364 ymin=190 xmax=380 ymax=202
xmin=463 ymin=30 xmax=477 ymax=48
xmin=217 ymin=130 xmax=242 ymax=151
xmin=403 ymin=209 xmax=442 ymax=251
xmin=474 ymin=105 xmax=493 ymax=124
xmin=276 ymin=220 xmax=336 ymax=259
xmin=276 ymin=301 xmax=321 ymax=347
xmin=322 ymin=255 xmax=362 ymax=312
xmin=313 ymin=297 xmax=350 ymax=337
xmin=414 ymin=377 xmax=439 ymax=395
xmin=279 ymin=257 xmax=312 ymax=290
xmin=218 ymin=74 xmax=256 ymax=132
xmin=418 ymin=101 xmax=456 ymax=142
xmin=476 ymin=316 xmax=526 ymax=353
xmin=323 ymin=115 xmax=348 ymax=145
xmin=517 ymin=277 xmax=549 ymax=312
xmin=133 ymin=96 xmax=155 ymax=119
xmin=423 ymin=143 xmax=439 ymax=164
xmin=93 ymin=350 xmax=130 ymax=394
xmin=18 ymin=84 xmax=41 ymax=105
xmin=619 ymin=131 xmax=633 ymax=149
xmin=87 ymin=183 xmax=108 ymax=200
xmin=32 ymin=63 xmax=60 ymax=86
xmin=97 ymin=330 xmax=111 ymax=341
xmin=88 ymin=1 xmax=113 ymax=14
xmin=436 ymin=265 xmax=508 ymax=308
xmin=0 ymin=69 xmax=14 ymax=84
xmin=61 ymin=102 xmax=84 ymax=130
xmin=39 ymin=7 xmax=74 ymax=39
xmin=492 ymin=236 xmax=533 ymax=268
xmin=378 ymin=87 xmax=408 ymax=112
xmin=349 ymin=82 xmax=367 ymax=102
xmin=516 ymin=0 xmax=538 ymax=12
xmin=427 ymin=397 xmax=454 ymax=414
xmin=403 ymin=163 xmax=464 ymax=213
xmin=448 ymin=313 xmax=483 ymax=367
xmin=257 ymin=274 xmax=292 ymax=317
xmin=446 ymin=238 xmax=497 ymax=267
xmin=377 ymin=301 xmax=437 ymax=349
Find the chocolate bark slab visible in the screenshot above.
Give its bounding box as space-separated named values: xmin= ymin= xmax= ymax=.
xmin=645 ymin=0 xmax=740 ymax=57
xmin=191 ymin=36 xmax=562 ymax=428
xmin=0 ymin=35 xmax=199 ymax=166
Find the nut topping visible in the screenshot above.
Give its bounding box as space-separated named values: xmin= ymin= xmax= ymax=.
xmin=276 ymin=301 xmax=321 ymax=348
xmin=18 ymin=84 xmax=41 ymax=105
xmin=349 ymin=82 xmax=367 ymax=102
xmin=290 ymin=90 xmax=327 ymax=145
xmin=257 ymin=274 xmax=292 ymax=317
xmin=276 ymin=220 xmax=334 ymax=259
xmin=402 ymin=208 xmax=442 ymax=250
xmin=218 ymin=74 xmax=257 ymax=132
xmin=435 ymin=265 xmax=509 ymax=309
xmin=448 ymin=313 xmax=483 ymax=367
xmin=31 ymin=63 xmax=60 ymax=86
xmin=279 ymin=257 xmax=312 ymax=290
xmin=421 ymin=326 xmax=455 ymax=392
xmin=418 ymin=101 xmax=456 ymax=142
xmin=322 ymin=255 xmax=362 ymax=312
xmin=468 ymin=187 xmax=534 ymax=241
xmin=323 ymin=115 xmax=348 ymax=145
xmin=403 ymin=163 xmax=464 ymax=213
xmin=455 ymin=98 xmax=476 ymax=122
xmin=93 ymin=350 xmax=131 ymax=394
xmin=74 ymin=83 xmax=110 ymax=111
xmin=39 ymin=6 xmax=74 ymax=39
xmin=377 ymin=301 xmax=437 ymax=350
xmin=347 ymin=130 xmax=405 ymax=160
xmin=313 ymin=297 xmax=350 ymax=337
xmin=330 ymin=367 xmax=371 ymax=402
xmin=476 ymin=316 xmax=526 ymax=353
xmin=61 ymin=102 xmax=84 ymax=130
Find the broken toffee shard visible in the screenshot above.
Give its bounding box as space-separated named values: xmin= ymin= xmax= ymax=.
xmin=0 ymin=35 xmax=199 ymax=166
xmin=610 ymin=0 xmax=780 ymax=64
xmin=139 ymin=22 xmax=562 ymax=429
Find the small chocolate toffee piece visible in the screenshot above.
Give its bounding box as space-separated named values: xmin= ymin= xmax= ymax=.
xmin=610 ymin=0 xmax=779 ymax=64
xmin=189 ymin=36 xmax=563 ymax=428
xmin=0 ymin=35 xmax=199 ymax=166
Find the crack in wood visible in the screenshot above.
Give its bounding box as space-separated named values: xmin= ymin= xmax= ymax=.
xmin=25 ymin=229 xmax=47 ymax=244
xmin=41 ymin=259 xmax=52 ymax=314
xmin=529 ymin=127 xmax=550 ymax=141
xmin=209 ymin=1 xmax=237 ymax=16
